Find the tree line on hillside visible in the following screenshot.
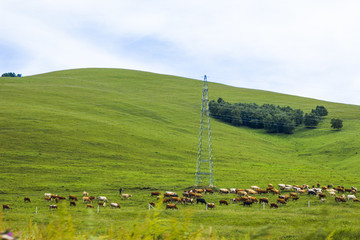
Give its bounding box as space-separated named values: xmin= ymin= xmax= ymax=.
xmin=209 ymin=98 xmax=334 ymax=134
xmin=1 ymin=72 xmax=22 ymax=77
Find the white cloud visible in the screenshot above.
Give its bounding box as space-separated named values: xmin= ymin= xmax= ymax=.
xmin=1 ymin=1 xmax=360 ymax=104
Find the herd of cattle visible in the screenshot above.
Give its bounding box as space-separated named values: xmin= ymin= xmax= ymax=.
xmin=2 ymin=184 xmax=359 ymax=211
xmin=151 ymin=183 xmax=359 ymax=210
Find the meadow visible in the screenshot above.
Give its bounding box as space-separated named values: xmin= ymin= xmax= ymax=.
xmin=1 ymin=68 xmax=360 ymax=239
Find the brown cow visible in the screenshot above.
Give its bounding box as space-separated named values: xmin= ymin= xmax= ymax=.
xmin=205 ymin=189 xmax=214 ymax=194
xmin=243 ymin=200 xmax=254 ymax=207
xmin=151 ymin=192 xmax=161 ymax=197
xmin=195 ymin=189 xmax=204 ymax=193
xmin=24 ymin=197 xmax=31 ymax=203
xmin=86 ymin=204 xmax=94 ymax=208
xmin=69 ymin=195 xmax=78 ymax=201
xmin=259 ymin=198 xmax=269 ymax=204
xmin=170 ymin=197 xmax=182 ymax=203
xmin=98 ymin=202 xmax=106 ymax=207
xmin=166 ymin=204 xmax=178 ymax=210
xmin=270 ymin=203 xmax=279 ymax=208
xmin=318 ymin=193 xmax=326 ymax=199
xmin=83 ymin=197 xmax=92 ymax=203
xmin=249 ymin=197 xmax=258 ymax=203
xmin=219 ymin=200 xmax=228 ymax=205
xmin=44 ymin=197 xmax=51 ymax=202
xmin=163 ymin=198 xmax=171 ymax=203
xmin=207 ymin=203 xmax=216 ymax=209
xmin=2 ymin=205 xmax=10 ymax=210
xmin=149 ymin=202 xmax=156 ymax=207
xmin=335 ymin=197 xmax=346 ymax=203
xmin=70 ymin=201 xmax=76 ymax=207
xmin=277 ymin=198 xmax=287 ymax=205
xmin=257 ymin=189 xmax=268 ymax=195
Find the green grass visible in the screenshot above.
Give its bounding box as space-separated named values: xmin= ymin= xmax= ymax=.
xmin=1 ymin=68 xmax=360 ymax=239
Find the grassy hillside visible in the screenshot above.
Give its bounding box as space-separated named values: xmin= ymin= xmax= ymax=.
xmin=1 ymin=68 xmax=360 ymax=239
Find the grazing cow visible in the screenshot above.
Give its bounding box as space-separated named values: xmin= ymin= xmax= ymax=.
xmin=237 ymin=191 xmax=248 ymax=196
xmin=186 ymin=198 xmax=195 ymax=205
xmin=166 ymin=204 xmax=178 ymax=210
xmin=279 ymin=195 xmax=291 ymax=201
xmin=44 ymin=197 xmax=51 ymax=202
xmin=205 ymin=189 xmax=214 ymax=194
xmin=229 ymin=188 xmax=237 ymax=193
xmin=196 ymin=198 xmax=207 ymax=205
xmin=292 ymin=196 xmax=299 ymax=201
xmin=259 ymin=198 xmax=269 ymax=204
xmin=86 ymin=204 xmax=94 ymax=208
xmin=170 ymin=197 xmax=182 ymax=203
xmin=249 ymin=197 xmax=258 ymax=203
xmin=2 ymin=205 xmax=10 ymax=210
xmin=98 ymin=202 xmax=106 ymax=207
xmin=277 ymin=198 xmax=287 ymax=205
xmin=151 ymin=192 xmax=161 ymax=197
xmin=246 ymin=189 xmax=257 ymax=195
xmin=347 ymin=195 xmax=356 ymax=201
xmin=219 ymin=189 xmax=229 ymax=194
xmin=219 ymin=200 xmax=228 ymax=205
xmin=243 ymin=200 xmax=253 ymax=207
xmin=270 ymin=203 xmax=278 ymax=209
xmin=88 ymin=196 xmax=96 ymax=201
xmin=121 ymin=194 xmax=132 ymax=199
xmin=182 ymin=191 xmax=190 ymax=197
xmin=257 ymin=189 xmax=268 ymax=195
xmin=69 ymin=195 xmax=78 ymax=201
xmin=335 ymin=196 xmax=346 ymax=203
xmin=83 ymin=191 xmax=88 ymax=196
xmin=164 ymin=191 xmax=177 ymax=197
xmin=97 ymin=196 xmax=108 ymax=202
xmin=110 ymin=203 xmax=120 ymax=208
xmin=149 ymin=202 xmax=156 ymax=207
xmin=237 ymin=197 xmax=249 ymax=202
xmin=271 ymin=189 xmax=280 ymax=195
xmin=24 ymin=197 xmax=31 ymax=203
xmin=353 ymin=198 xmax=360 ymax=202
xmin=207 ymin=203 xmax=215 ymax=209
xmin=251 ymin=186 xmax=260 ymax=191
xmin=51 ymin=194 xmax=59 ymax=200
xmin=70 ymin=201 xmax=76 ymax=207
xmin=195 ymin=189 xmax=204 ymax=193
xmin=308 ymin=189 xmax=316 ymax=196
xmin=83 ymin=197 xmax=92 ymax=203
xmin=44 ymin=193 xmax=52 ymax=198
xmin=49 ymin=205 xmax=57 ymax=210
xmin=278 ymin=184 xmax=286 ymax=189
xmin=163 ymin=198 xmax=171 ymax=203
xmin=318 ymin=193 xmax=326 ymax=199
xmin=290 ymin=193 xmax=298 ymax=197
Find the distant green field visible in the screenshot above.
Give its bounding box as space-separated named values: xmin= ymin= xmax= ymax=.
xmin=1 ymin=68 xmax=360 ymax=239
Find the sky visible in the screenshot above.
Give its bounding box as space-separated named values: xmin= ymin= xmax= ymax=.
xmin=1 ymin=1 xmax=360 ymax=105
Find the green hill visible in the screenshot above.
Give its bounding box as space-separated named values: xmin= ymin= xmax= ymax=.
xmin=1 ymin=68 xmax=360 ymax=238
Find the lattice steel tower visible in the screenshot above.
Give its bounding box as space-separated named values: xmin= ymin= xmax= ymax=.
xmin=195 ymin=75 xmax=214 ymax=187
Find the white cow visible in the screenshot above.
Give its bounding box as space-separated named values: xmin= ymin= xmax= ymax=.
xmin=110 ymin=203 xmax=120 ymax=208
xmin=347 ymin=195 xmax=356 ymax=201
xmin=97 ymin=196 xmax=108 ymax=202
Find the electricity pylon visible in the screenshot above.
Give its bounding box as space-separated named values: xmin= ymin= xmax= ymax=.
xmin=195 ymin=75 xmax=214 ymax=187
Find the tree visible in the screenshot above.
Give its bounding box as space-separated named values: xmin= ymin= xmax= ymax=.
xmin=304 ymin=113 xmax=320 ymax=128
xmin=331 ymin=118 xmax=343 ymax=130
xmin=312 ymin=106 xmax=328 ymax=117
xmin=1 ymin=72 xmax=22 ymax=77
